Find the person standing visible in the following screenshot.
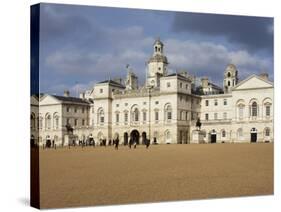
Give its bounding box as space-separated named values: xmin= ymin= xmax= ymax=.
xmin=146 ymin=139 xmax=150 ymax=149
xmin=115 ymin=137 xmax=119 ymax=150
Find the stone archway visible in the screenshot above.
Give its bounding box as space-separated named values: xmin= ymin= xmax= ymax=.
xmin=210 ymin=130 xmax=217 ymax=143
xmin=141 ymin=132 xmax=147 ymax=145
xmin=124 ymin=132 xmax=129 ymax=145
xmin=251 ymin=128 xmax=257 ymax=142
xmin=46 ymin=135 xmax=51 ymax=148
xmin=30 ymin=135 xmax=35 ymax=147
xmin=130 ymin=130 xmax=140 ymax=145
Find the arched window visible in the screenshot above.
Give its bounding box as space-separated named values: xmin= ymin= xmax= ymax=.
xmin=97 ymin=108 xmax=105 ymax=125
xmin=124 ymin=110 xmax=129 ymax=123
xmin=53 ymin=113 xmax=59 ymax=129
xmin=30 ymin=113 xmax=35 ymax=129
xmin=165 ymin=130 xmax=171 ymax=143
xmin=237 ymin=128 xmax=243 ymax=140
xmin=131 ymin=107 xmax=139 ymax=122
xmin=264 ymin=128 xmax=270 ymax=137
xmin=238 ymin=104 xmax=244 ymax=119
xmin=263 ymin=98 xmax=272 ymax=118
xmin=39 ymin=116 xmax=43 ymax=129
xmin=227 ymin=72 xmax=231 ymax=77
xmin=164 ymin=103 xmax=172 ymax=122
xmin=252 ymin=102 xmax=258 ymax=117
xmin=45 ymin=113 xmax=51 ymax=129
xmin=222 ymin=130 xmax=226 ymax=138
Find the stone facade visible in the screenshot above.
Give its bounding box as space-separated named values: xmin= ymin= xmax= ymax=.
xmin=30 ymin=39 xmax=274 ymax=146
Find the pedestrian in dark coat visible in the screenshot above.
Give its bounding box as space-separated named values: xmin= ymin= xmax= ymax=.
xmin=146 ymin=139 xmax=150 ymax=149
xmin=115 ymin=137 xmax=119 ymax=150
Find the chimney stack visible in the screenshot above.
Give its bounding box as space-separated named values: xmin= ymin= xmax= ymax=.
xmin=259 ymin=73 xmax=269 ymax=81
xmin=201 ymin=77 xmax=209 ymax=88
xmin=79 ymin=92 xmax=85 ymax=99
xmin=64 ymin=90 xmax=70 ymax=97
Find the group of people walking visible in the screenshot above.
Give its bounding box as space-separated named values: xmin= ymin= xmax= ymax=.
xmin=42 ymin=136 xmax=154 ymax=150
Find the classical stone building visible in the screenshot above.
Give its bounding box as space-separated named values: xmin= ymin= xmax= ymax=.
xmin=30 ymin=38 xmax=274 ymax=146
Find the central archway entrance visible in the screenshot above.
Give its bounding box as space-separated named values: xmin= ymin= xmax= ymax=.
xmin=130 ymin=130 xmax=140 ymax=145
xmin=251 ymin=128 xmax=257 ymax=142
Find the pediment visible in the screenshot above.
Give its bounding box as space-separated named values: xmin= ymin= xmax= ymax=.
xmin=40 ymin=94 xmax=62 ymax=105
xmin=233 ymin=75 xmax=273 ymax=90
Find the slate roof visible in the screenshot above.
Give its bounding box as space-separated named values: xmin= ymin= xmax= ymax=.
xmin=97 ymin=80 xmax=125 ymax=88
xmin=52 ymin=95 xmax=91 ymax=104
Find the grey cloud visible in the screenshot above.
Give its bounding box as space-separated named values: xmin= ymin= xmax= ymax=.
xmin=172 ymin=12 xmax=273 ymax=53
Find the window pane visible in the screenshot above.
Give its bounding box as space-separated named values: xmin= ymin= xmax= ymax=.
xmin=266 ymin=106 xmax=270 ymax=116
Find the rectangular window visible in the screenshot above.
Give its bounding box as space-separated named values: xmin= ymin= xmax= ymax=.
xmin=74 ymin=119 xmax=78 ymax=126
xmin=143 ymin=112 xmax=147 ymax=121
xmin=100 ymin=89 xmax=103 ymax=93
xmin=239 ymin=106 xmax=244 ymax=119
xmin=180 ymin=82 xmax=182 ymax=88
xmin=185 ymin=111 xmax=188 ymax=120
xmin=224 ymin=99 xmax=227 ymax=105
xmin=205 ymin=113 xmax=209 ymax=121
xmin=155 ymin=111 xmax=159 ymax=121
xmin=214 ymin=99 xmax=218 ymax=106
xmin=214 ymin=113 xmax=218 ymax=120
xmin=100 ymin=117 xmax=104 ymax=123
xmin=82 ymin=108 xmax=85 ymax=113
xmin=66 ymin=107 xmax=70 ymax=112
xmin=266 ymin=105 xmax=270 ymax=116
xmin=205 ymin=100 xmax=209 ymax=106
xmin=167 ymin=82 xmax=171 ymax=88
xmin=167 ymin=112 xmax=172 ymax=120
xmin=116 ymin=113 xmax=119 ymax=123
xmin=186 ymin=84 xmax=188 ymax=90
xmin=191 ymin=112 xmax=194 ymax=120
xmin=82 ymin=119 xmax=85 ymax=126
xmin=124 ymin=113 xmax=128 ymax=122
xmin=223 ymin=112 xmax=227 ymax=120
xmin=74 ymin=107 xmax=77 ymax=113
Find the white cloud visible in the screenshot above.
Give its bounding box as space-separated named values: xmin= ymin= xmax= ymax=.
xmin=164 ymin=39 xmax=273 ymax=83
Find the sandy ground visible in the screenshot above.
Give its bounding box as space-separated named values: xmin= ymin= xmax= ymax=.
xmin=39 ymin=143 xmax=273 ymax=208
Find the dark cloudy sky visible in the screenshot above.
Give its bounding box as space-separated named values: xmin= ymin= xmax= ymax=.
xmin=38 ymin=3 xmax=273 ymax=96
